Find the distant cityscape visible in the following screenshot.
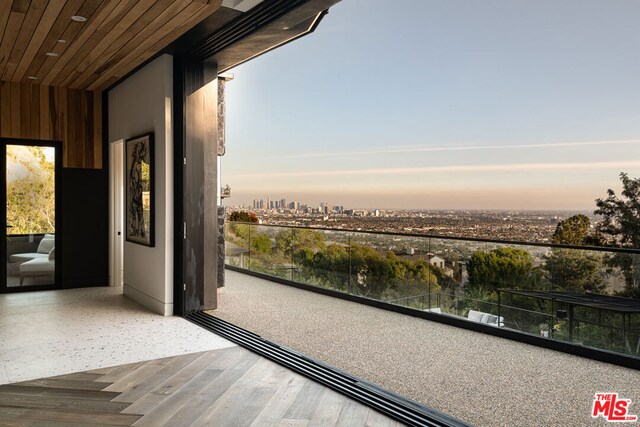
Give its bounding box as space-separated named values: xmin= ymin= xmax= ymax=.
xmin=229 ymin=198 xmax=595 ymax=244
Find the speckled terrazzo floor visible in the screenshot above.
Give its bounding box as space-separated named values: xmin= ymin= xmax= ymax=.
xmin=212 ymin=270 xmax=640 ymax=427
xmin=0 ymin=286 xmax=235 ymax=384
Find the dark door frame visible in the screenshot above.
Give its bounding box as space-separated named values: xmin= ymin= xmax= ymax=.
xmin=172 ymin=56 xmax=219 ymax=316
xmin=0 ymin=137 xmax=62 ymax=293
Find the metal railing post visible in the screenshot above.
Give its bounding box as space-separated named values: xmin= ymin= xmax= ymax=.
xmin=348 ymin=233 xmax=352 ymax=295
xmin=550 ymin=296 xmax=555 ymax=339
xmin=290 ymin=228 xmax=294 ymax=281
xmin=428 ymin=237 xmax=432 ymax=310
xmin=497 ymin=290 xmax=501 ymax=327
xmin=247 ymin=224 xmax=252 ymax=270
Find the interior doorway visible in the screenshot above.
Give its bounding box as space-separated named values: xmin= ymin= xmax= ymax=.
xmin=109 ymin=140 xmax=124 ymax=287
xmin=1 ymin=139 xmax=60 ymax=292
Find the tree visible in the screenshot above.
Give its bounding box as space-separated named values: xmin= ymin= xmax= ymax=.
xmin=228 ymin=211 xmax=258 ymax=241
xmin=466 ymin=247 xmax=537 ymax=293
xmin=545 ymin=249 xmax=604 ymax=293
xmin=552 ymin=214 xmax=591 ymax=245
xmin=228 ymin=211 xmax=258 ymax=223
xmin=547 ymin=215 xmax=604 ymax=293
xmin=594 ymin=173 xmax=640 ymax=291
xmin=251 ymin=233 xmax=272 ymax=254
xmin=276 ymin=228 xmax=325 ymax=257
xmin=294 ymin=242 xmax=440 ymax=298
xmin=595 ymin=173 xmax=640 ymax=248
xmin=6 ymin=146 xmax=55 ymax=234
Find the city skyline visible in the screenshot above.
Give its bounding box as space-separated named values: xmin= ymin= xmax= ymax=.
xmin=223 ymin=0 xmax=640 ymax=210
xmin=232 ymin=195 xmax=594 ymax=215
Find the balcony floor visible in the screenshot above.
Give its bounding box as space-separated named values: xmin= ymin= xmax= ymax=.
xmin=213 ymin=270 xmax=640 ymax=427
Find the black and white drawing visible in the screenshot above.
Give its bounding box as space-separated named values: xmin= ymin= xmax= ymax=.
xmin=125 ymin=133 xmax=154 ymax=247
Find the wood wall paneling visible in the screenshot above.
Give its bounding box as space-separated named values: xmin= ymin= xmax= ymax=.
xmin=30 ymin=81 xmax=40 ymax=138
xmin=10 ymin=82 xmax=20 ymax=138
xmin=39 ymin=84 xmax=49 ymax=140
xmin=0 ymin=81 xmax=102 ymax=168
xmin=20 ymin=82 xmax=30 ymax=136
xmin=93 ymin=92 xmax=101 ymax=168
xmin=84 ymin=90 xmax=93 ymax=168
xmin=57 ymin=86 xmax=67 ymax=165
xmin=0 ymin=82 xmax=10 ymax=135
xmin=49 ymin=85 xmax=58 ymax=141
xmin=67 ymin=87 xmax=78 ymax=166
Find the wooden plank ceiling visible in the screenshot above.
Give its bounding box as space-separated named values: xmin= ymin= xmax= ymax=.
xmin=0 ymin=0 xmax=222 ymax=92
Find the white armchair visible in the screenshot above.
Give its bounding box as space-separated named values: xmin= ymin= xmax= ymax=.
xmin=19 ymin=254 xmax=55 ymax=285
xmin=13 ymin=235 xmax=56 ymax=285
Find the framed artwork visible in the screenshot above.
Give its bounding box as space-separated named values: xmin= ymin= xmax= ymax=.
xmin=125 ymin=133 xmax=154 ymax=247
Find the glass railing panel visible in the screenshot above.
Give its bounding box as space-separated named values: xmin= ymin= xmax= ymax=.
xmin=288 ymin=228 xmax=352 ymax=292
xmin=423 ymin=237 xmax=474 ymax=317
xmin=561 ymin=305 xmax=623 ymax=353
xmin=225 ymin=222 xmax=251 ymax=268
xmin=495 ymin=294 xmax=552 ymax=335
xmin=348 ymin=231 xmax=433 ymax=303
xmin=224 ymin=221 xmax=640 ymax=358
xmin=434 ymin=237 xmax=553 ymax=330
xmin=239 ymin=224 xmax=291 ymax=280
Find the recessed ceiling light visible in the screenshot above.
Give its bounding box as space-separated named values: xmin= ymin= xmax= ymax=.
xmin=27 ymin=76 xmax=38 ymax=80
xmin=71 ymin=15 xmax=86 ymax=22
xmin=57 ymin=39 xmax=66 ymax=43
xmin=46 ymin=52 xmax=59 ymax=57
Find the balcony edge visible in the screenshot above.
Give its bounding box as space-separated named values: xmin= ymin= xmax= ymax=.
xmin=226 ymin=265 xmax=640 ymax=370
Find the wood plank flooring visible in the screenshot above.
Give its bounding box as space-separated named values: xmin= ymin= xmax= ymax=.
xmin=0 ymin=346 xmax=403 ymax=427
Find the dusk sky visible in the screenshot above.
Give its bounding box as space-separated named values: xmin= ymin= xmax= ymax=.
xmin=223 ymin=0 xmax=640 ymax=210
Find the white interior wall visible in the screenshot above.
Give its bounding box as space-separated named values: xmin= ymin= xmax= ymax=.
xmin=108 ymin=140 xmax=124 ymax=287
xmin=108 ymin=54 xmax=174 ymax=316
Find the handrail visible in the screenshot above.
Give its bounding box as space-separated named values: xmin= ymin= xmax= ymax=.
xmin=227 ymin=221 xmax=640 ymax=255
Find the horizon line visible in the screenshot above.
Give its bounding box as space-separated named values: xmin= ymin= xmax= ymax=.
xmin=227 ymin=160 xmax=640 ymax=179
xmin=228 ymin=205 xmax=595 ymax=213
xmin=253 ymin=138 xmax=640 ymax=160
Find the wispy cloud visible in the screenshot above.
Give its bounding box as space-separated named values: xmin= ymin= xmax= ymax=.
xmin=228 ymin=160 xmax=640 ymax=179
xmin=263 ymin=138 xmax=640 ymax=159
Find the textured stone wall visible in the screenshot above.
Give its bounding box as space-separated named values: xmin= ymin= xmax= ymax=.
xmin=217 ymin=206 xmax=226 ymax=288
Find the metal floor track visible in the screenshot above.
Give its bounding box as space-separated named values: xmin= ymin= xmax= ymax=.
xmin=186 ymin=311 xmax=471 ymax=427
